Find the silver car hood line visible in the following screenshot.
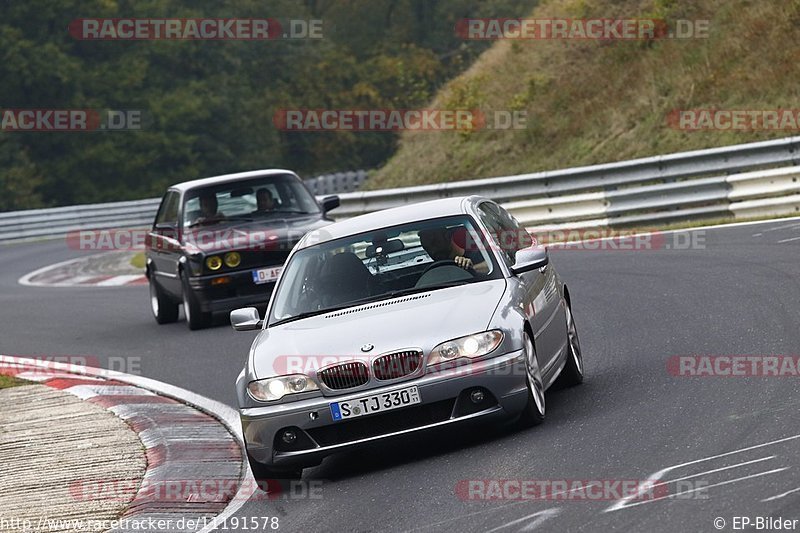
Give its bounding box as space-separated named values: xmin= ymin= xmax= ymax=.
xmin=252 ymin=279 xmax=507 ymax=379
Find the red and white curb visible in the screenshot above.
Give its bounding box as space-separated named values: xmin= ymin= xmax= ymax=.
xmin=18 ymin=253 xmax=146 ymax=288
xmin=0 ymin=356 xmax=253 ymax=532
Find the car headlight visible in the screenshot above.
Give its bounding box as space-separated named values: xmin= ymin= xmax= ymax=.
xmin=428 ymin=330 xmax=504 ymax=366
xmin=247 ymin=374 xmax=319 ymax=402
xmin=224 ymin=251 xmax=241 ymax=268
xmin=206 ymin=255 xmax=222 ymax=271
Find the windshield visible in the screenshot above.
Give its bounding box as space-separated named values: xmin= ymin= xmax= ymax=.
xmin=268 ymin=215 xmax=500 ymax=326
xmin=182 ymin=174 xmax=319 ymax=228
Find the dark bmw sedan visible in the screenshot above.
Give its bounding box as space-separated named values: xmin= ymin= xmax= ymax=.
xmin=145 ymin=169 xmax=339 ymax=329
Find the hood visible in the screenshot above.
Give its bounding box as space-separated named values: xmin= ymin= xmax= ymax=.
xmin=251 ymin=278 xmax=507 ymax=379
xmin=183 ymin=216 xmax=331 ymax=254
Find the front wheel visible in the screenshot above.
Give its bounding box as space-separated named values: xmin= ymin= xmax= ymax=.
xmin=181 ymin=271 xmax=212 ymax=330
xmin=518 ymin=331 xmax=546 ymax=427
xmin=149 ymin=277 xmax=179 ymax=324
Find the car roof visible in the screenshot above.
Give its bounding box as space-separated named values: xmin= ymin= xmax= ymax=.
xmin=168 ymin=169 xmax=299 ymax=193
xmin=298 ymin=196 xmax=485 ymax=248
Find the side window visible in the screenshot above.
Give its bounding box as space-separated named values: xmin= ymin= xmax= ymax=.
xmin=477 ymin=203 xmax=530 ymax=265
xmin=495 ymin=204 xmax=533 ymax=251
xmin=477 ymin=203 xmax=513 ymax=265
xmin=154 ymin=191 xmax=180 ymax=227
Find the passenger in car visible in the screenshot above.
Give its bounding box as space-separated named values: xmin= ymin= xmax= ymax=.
xmin=418 ymin=226 xmax=489 ymax=274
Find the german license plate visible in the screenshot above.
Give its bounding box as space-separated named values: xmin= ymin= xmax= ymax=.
xmin=252 ymin=266 xmax=282 ymax=284
xmin=330 ymin=386 xmax=421 ymax=421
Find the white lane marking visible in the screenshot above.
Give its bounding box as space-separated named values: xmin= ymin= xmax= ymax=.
xmin=17 ymin=251 xmax=144 ymax=287
xmin=752 ymin=233 xmax=763 ymax=237
xmin=404 ymin=481 xmax=596 ymax=532
xmin=485 ymin=508 xmax=562 ymax=533
xmin=761 ymin=222 xmax=800 ymax=232
xmin=616 ymin=468 xmax=790 ymax=510
xmin=13 ymin=371 xmax=104 ymax=382
xmin=18 ymin=255 xmax=89 ymax=286
xmin=531 ymin=216 xmax=800 ymax=250
xmin=66 ymin=385 xmax=157 ymax=400
xmin=777 ymin=236 xmax=800 ymax=243
xmin=655 ymin=456 xmax=776 ymax=487
xmin=762 ymin=486 xmax=800 ymax=502
xmin=606 ymin=434 xmax=800 ymax=512
xmin=649 ymin=434 xmax=800 ymax=472
xmin=94 ymin=274 xmax=145 ymax=286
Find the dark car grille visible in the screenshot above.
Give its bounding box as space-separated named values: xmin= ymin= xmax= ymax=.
xmin=307 ymin=399 xmax=455 ymax=447
xmin=318 ymin=362 xmax=369 ymax=390
xmin=242 ymin=250 xmax=291 ymax=269
xmin=372 ymin=350 xmax=422 ymax=380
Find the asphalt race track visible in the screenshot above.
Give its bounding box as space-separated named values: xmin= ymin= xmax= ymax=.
xmin=1 ymin=219 xmax=799 ymax=532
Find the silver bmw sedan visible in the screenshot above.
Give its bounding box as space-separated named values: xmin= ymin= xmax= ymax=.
xmin=232 ymin=195 xmax=584 ymax=480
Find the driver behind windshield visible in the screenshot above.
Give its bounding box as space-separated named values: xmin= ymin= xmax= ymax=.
xmin=418 ymin=226 xmax=489 ymax=274
xmin=255 ymin=188 xmax=276 ymax=212
xmin=195 ymin=192 xmax=225 ymax=224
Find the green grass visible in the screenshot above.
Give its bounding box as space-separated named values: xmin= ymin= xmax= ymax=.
xmin=370 ymin=0 xmax=800 ymax=189
xmin=130 ymin=252 xmax=146 ymax=270
xmin=0 ymin=375 xmax=30 ymax=389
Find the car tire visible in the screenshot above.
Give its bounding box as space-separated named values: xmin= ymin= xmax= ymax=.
xmin=556 ymin=301 xmax=584 ymax=387
xmin=149 ymin=276 xmax=179 ymax=324
xmin=519 ymin=330 xmax=546 ymax=427
xmin=181 ymin=271 xmax=212 ymax=330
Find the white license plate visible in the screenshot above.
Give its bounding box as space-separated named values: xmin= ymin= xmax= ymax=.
xmin=330 ymin=386 xmax=421 ymax=421
xmin=252 ymin=266 xmax=283 ymax=284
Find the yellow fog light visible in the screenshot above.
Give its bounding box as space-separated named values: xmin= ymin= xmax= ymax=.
xmin=206 ymin=256 xmax=222 ymax=271
xmin=224 ymin=252 xmax=241 ymax=268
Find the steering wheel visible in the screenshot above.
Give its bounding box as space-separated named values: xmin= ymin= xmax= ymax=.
xmin=421 ymin=259 xmax=477 ymax=277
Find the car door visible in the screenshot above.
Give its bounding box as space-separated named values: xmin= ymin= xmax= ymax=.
xmin=477 ymin=202 xmax=567 ymax=375
xmin=147 ymin=190 xmax=182 ymax=297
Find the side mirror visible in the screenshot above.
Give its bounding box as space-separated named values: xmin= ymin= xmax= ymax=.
xmin=321 ymin=195 xmax=340 ymax=213
xmin=230 ymin=307 xmax=263 ymax=331
xmin=510 ymin=246 xmax=549 ymax=275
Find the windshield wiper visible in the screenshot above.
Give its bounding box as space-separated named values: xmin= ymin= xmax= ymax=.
xmin=185 ymin=219 xmax=224 ymax=228
xmin=270 ymin=209 xmax=313 ymax=215
xmin=270 ymin=305 xmax=352 ymax=327
xmin=333 ymin=281 xmax=471 ymax=308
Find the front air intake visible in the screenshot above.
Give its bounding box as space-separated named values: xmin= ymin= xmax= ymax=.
xmin=318 ymin=362 xmax=369 ymax=390
xmin=372 ymin=350 xmax=423 ymax=380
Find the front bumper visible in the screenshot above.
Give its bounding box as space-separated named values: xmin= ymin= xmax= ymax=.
xmin=188 ymin=270 xmax=276 ymax=313
xmin=240 ymin=348 xmax=529 ymax=468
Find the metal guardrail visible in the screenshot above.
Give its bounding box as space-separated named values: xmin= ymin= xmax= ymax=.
xmin=304 ymin=170 xmax=368 ymax=195
xmin=0 ymin=173 xmax=367 ymax=243
xmin=1 ymin=136 xmax=800 ymax=244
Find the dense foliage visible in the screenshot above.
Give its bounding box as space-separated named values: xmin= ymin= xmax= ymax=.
xmin=0 ymin=0 xmax=534 ymax=210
